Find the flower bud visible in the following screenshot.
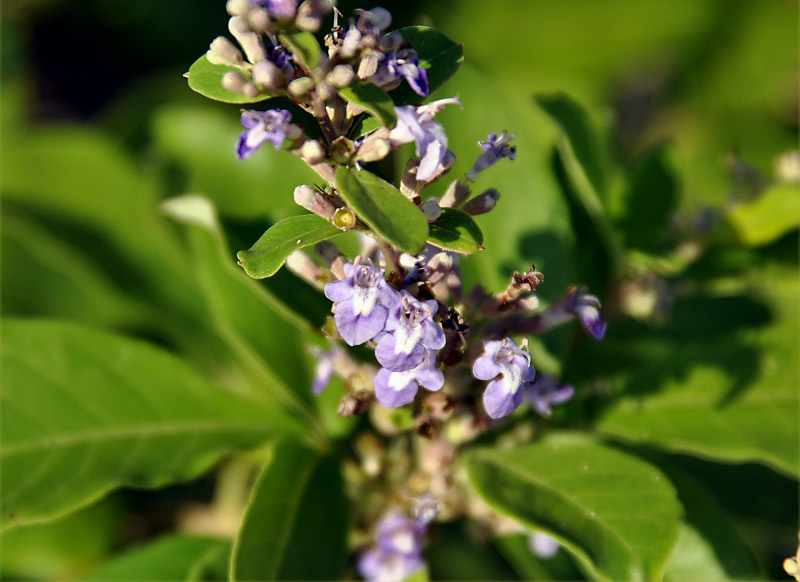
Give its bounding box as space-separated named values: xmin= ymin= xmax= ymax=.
xmin=221 ymin=71 xmax=248 ymax=94
xmin=226 ymin=0 xmax=251 ymax=16
xmin=285 ymin=250 xmax=324 ymax=288
xmin=357 ymin=54 xmax=380 ymax=79
xmin=288 ymin=77 xmax=314 ymax=99
xmin=247 ymin=7 xmax=271 ymax=33
xmin=242 ymin=82 xmax=260 ymax=98
xmin=338 ymin=392 xmax=372 ymax=417
xmin=294 ymin=185 xmax=336 ymax=219
xmin=207 ymin=36 xmax=244 ymax=67
xmin=440 ymin=180 xmax=471 ymax=208
xmin=300 ymin=139 xmax=326 ymax=165
xmin=316 ymin=80 xmax=337 ymax=101
xmin=355 ymin=127 xmax=391 ymax=163
xmin=462 ymin=188 xmax=500 ymax=216
xmin=327 ymin=64 xmax=355 ymax=88
xmin=285 ymin=124 xmax=303 ymax=141
xmin=420 ymin=200 xmax=442 ymax=223
xmin=252 ymin=59 xmax=285 ymax=91
xmin=228 ymin=17 xmax=266 ymax=63
xmin=333 ymin=207 xmax=357 ymax=230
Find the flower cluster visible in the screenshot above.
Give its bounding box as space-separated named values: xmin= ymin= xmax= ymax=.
xmin=357 ymin=507 xmax=434 ymax=582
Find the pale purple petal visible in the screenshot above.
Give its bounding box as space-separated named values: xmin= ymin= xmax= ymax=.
xmin=375 ymin=334 xmax=425 ymax=372
xmin=483 ymin=377 xmax=524 ymax=419
xmin=236 ymin=109 xmax=292 ymax=160
xmin=374 ymin=368 xmax=419 ymax=407
xmin=414 ymin=364 xmax=444 ymax=392
xmin=334 ymin=302 xmax=387 ymax=346
xmin=323 ymin=279 xmax=353 ymax=302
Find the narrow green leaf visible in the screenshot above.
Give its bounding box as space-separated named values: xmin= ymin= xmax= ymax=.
xmin=338 ymin=81 xmax=397 ymax=127
xmin=187 ymin=55 xmax=271 ymax=104
xmin=1 ymin=320 xmax=303 ymax=529
xmin=727 ymin=183 xmax=800 ymax=246
xmin=392 ymin=26 xmax=464 ymax=105
xmin=427 ymin=207 xmax=484 ymax=254
xmin=278 ymin=31 xmax=321 ymax=71
xmin=236 ymin=214 xmax=343 ymax=279
xmin=231 ymin=439 xmax=349 ymax=580
xmin=335 ymin=166 xmax=429 ymax=254
xmin=82 ymin=535 xmax=228 ymax=581
xmin=465 ymin=434 xmax=682 ymax=581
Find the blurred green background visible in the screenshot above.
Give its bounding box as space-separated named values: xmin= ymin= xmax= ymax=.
xmin=2 ymin=0 xmax=797 ymax=579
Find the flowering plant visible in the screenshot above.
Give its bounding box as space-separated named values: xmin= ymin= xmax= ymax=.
xmin=2 ymin=1 xmax=797 ymax=581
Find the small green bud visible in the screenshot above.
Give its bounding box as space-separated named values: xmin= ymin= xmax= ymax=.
xmin=332 ymin=207 xmax=357 ymax=230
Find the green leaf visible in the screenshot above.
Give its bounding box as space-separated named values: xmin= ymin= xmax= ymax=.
xmin=727 ymin=183 xmax=800 ymax=246
xmin=335 ymin=166 xmax=429 ymax=254
xmin=187 ymin=55 xmax=271 ymax=104
xmin=494 ymin=534 xmax=584 ymax=581
xmin=593 ymin=262 xmax=799 ymax=477
xmin=236 ymin=214 xmax=343 ymax=279
xmin=278 ymin=31 xmax=321 ymax=71
xmin=659 ymin=463 xmax=761 ymax=581
xmin=338 ymin=81 xmax=397 ymax=127
xmin=465 ymin=434 xmax=682 ymax=581
xmin=1 ymin=319 xmax=303 ymax=529
xmin=427 ymin=207 xmax=484 ymax=254
xmin=392 ymin=26 xmax=464 ymax=105
xmin=82 ymin=535 xmax=228 ymax=581
xmin=231 ymin=440 xmax=349 ymax=580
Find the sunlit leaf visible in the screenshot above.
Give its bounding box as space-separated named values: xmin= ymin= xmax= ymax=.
xmin=231 ymin=439 xmax=349 ymax=580
xmin=1 ymin=320 xmax=303 ymax=529
xmin=279 ymin=31 xmax=321 ymax=71
xmin=187 ymin=55 xmax=272 ymax=104
xmin=335 ymin=166 xmax=429 ymax=254
xmin=392 ymin=26 xmax=464 ymax=105
xmin=427 ymin=208 xmax=484 ymax=254
xmin=465 ymin=433 xmax=682 ymax=581
xmin=727 ymin=183 xmax=800 ymax=247
xmin=338 ymin=81 xmax=397 ymax=127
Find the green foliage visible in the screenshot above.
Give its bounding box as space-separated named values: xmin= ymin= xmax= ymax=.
xmin=466 ymin=434 xmax=683 ymax=581
xmin=231 ymin=440 xmax=349 ymax=580
xmin=278 ymin=31 xmax=322 ymax=72
xmin=334 ymin=166 xmax=429 ymax=254
xmin=1 ymin=319 xmax=303 ymax=530
xmin=427 ymin=208 xmax=484 ymax=254
xmin=236 ymin=214 xmax=344 ymax=279
xmin=187 ymin=55 xmax=272 ymax=104
xmin=338 ymin=81 xmax=398 ymax=127
xmin=392 ymin=26 xmax=464 ymax=105
xmin=727 ymin=184 xmax=800 ymax=246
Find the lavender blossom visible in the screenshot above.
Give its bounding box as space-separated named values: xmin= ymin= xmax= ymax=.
xmin=371 ymin=48 xmax=429 ymax=97
xmin=566 ymin=287 xmax=607 ymax=340
xmin=523 ymin=373 xmax=574 ymax=417
xmin=324 ymin=260 xmax=401 ymax=346
xmin=358 ymin=510 xmax=426 ymax=582
xmin=375 ymin=291 xmax=445 ymax=372
xmin=236 ymin=109 xmax=292 ymax=160
xmin=466 ymin=131 xmax=516 ymax=181
xmin=373 ymin=348 xmax=443 ymax=408
xmin=389 ymin=97 xmax=461 ymax=182
xmin=251 ymin=0 xmax=297 ymax=20
xmin=472 ymin=338 xmax=535 ymax=419
xmin=311 ymin=347 xmax=340 ymax=394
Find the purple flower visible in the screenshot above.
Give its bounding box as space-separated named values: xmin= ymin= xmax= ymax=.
xmin=236 ymin=109 xmax=292 ymax=160
xmin=358 ymin=510 xmax=426 ymax=582
xmin=523 ymin=373 xmax=574 ymax=417
xmin=466 ymin=131 xmax=516 ymax=181
xmin=375 ymin=291 xmax=445 ymax=371
xmin=251 ymin=0 xmax=297 ymax=20
xmin=310 ymin=347 xmax=340 ymax=395
xmin=566 ymin=287 xmax=607 ymax=340
xmin=389 ymin=97 xmax=461 ymax=182
xmin=371 ymin=48 xmax=429 ymax=97
xmin=324 ymin=260 xmax=401 ymax=346
xmin=373 ymin=348 xmax=443 ymax=408
xmin=472 ymin=338 xmax=536 ymax=419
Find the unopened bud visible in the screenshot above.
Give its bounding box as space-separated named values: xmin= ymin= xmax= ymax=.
xmin=242 ymin=82 xmax=260 ymax=98
xmin=327 ymin=64 xmax=355 ymax=88
xmin=338 ymin=392 xmax=372 ymax=417
xmin=420 ymin=200 xmax=442 ymax=223
xmin=252 ymin=59 xmax=285 ymax=91
xmin=247 ymin=7 xmax=271 ymax=32
xmin=288 ymin=77 xmax=314 ymax=99
xmin=317 ymin=80 xmax=337 ymax=101
xmin=208 ymin=36 xmax=244 ymax=67
xmin=221 ymin=71 xmax=249 ymax=94
xmin=357 ymin=54 xmax=380 ymax=79
xmin=226 ymin=0 xmax=251 ymax=16
xmin=462 ymin=188 xmax=500 ymax=216
xmin=285 ymin=250 xmax=324 ymax=288
xmin=294 ymin=185 xmax=336 ymax=219
xmin=356 ymin=127 xmax=391 ymax=163
xmin=228 ymin=17 xmax=266 ymax=63
xmin=333 ymin=207 xmax=357 ymax=230
xmin=285 ymin=124 xmax=303 ymax=141
xmin=300 ymin=140 xmax=326 ymax=165
xmin=440 ymin=180 xmax=471 ymax=208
